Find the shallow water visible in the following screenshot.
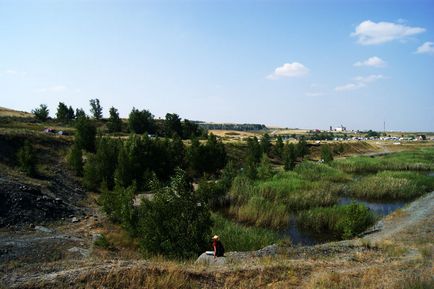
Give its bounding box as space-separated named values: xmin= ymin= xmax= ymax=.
xmin=338 ymin=197 xmax=406 ymax=216
xmin=284 ymin=197 xmax=407 ymax=246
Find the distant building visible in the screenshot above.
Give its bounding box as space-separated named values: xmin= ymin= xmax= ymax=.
xmin=332 ymin=125 xmax=346 ymax=132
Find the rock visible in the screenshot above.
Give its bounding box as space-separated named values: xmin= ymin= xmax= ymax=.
xmin=67 ymin=247 xmax=90 ymax=257
xmin=195 ymin=252 xmax=226 ymax=265
xmin=34 ymin=226 xmax=54 ymax=233
xmin=71 ymin=217 xmax=79 ymax=223
xmin=255 ymin=244 xmax=278 ymax=257
xmin=92 ymin=233 xmax=104 ymax=242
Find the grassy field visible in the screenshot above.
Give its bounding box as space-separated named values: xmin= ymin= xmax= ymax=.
xmin=297 ymin=203 xmax=377 ymax=239
xmin=227 ymin=145 xmax=434 ymax=235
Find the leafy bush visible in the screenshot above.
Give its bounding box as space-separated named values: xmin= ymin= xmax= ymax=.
xmin=17 ymin=140 xmax=36 ymax=176
xmin=137 ymin=169 xmax=212 ymax=259
xmin=32 ymin=104 xmax=49 ymax=122
xmin=297 ymin=203 xmax=376 ymax=239
xmin=75 ymin=116 xmax=96 ymax=152
xmin=67 ymin=143 xmax=83 ymax=176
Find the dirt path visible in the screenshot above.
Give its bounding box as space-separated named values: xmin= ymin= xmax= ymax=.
xmin=363 ymin=191 xmax=434 ymax=244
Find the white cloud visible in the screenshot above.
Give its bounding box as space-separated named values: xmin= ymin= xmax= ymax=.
xmin=353 ymin=74 xmax=384 ymax=83
xmin=335 ymin=74 xmax=385 ymax=92
xmin=416 ymin=41 xmax=434 ymax=54
xmin=354 ymin=56 xmax=386 ymax=67
xmin=35 ymin=85 xmax=67 ymax=93
xmin=305 ymin=91 xmax=327 ymax=97
xmin=266 ymin=62 xmax=309 ymax=79
xmin=335 ymin=83 xmax=365 ymax=92
xmin=351 ymin=20 xmax=425 ymax=45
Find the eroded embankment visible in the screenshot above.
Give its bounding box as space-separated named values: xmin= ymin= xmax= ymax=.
xmin=2 ymin=191 xmax=432 ymax=289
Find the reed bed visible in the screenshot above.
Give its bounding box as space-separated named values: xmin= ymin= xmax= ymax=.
xmin=211 ymin=213 xmax=281 ymax=251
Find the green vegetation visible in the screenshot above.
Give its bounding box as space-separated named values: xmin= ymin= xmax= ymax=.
xmin=31 ymin=104 xmax=49 ymax=122
xmin=321 ymin=144 xmax=333 ymax=164
xmin=211 ymin=213 xmax=280 ymax=251
xmin=67 ymin=143 xmax=83 ymax=176
xmin=348 ymin=171 xmax=434 ymax=200
xmin=229 ymin=170 xmax=341 ymax=228
xmin=56 ymin=102 xmax=75 ymax=123
xmin=297 ymin=203 xmax=376 ymax=239
xmin=334 ymin=147 xmax=434 ymax=173
xmin=89 ymin=98 xmax=103 ymax=120
xmin=107 ymin=107 xmax=122 ymax=133
xmin=75 ymin=116 xmax=97 ymax=152
xmin=137 ymin=170 xmax=211 ymax=259
xmin=16 ymin=140 xmax=36 ymax=176
xmin=128 ymin=107 xmax=155 ymax=134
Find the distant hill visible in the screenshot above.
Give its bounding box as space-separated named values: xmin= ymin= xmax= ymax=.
xmin=196 ymin=122 xmax=267 ymax=132
xmin=0 ymin=107 xmax=33 ymax=118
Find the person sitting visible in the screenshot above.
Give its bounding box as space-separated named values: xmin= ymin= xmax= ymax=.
xmin=212 ymin=235 xmax=224 ymax=257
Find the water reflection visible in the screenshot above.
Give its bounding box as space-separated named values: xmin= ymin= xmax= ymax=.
xmin=338 ymin=197 xmax=405 ymax=216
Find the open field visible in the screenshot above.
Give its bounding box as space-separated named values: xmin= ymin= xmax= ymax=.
xmin=0 ymin=107 xmax=33 ymax=118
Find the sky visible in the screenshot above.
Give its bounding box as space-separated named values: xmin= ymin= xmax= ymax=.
xmin=1 ymin=0 xmax=433 ymax=132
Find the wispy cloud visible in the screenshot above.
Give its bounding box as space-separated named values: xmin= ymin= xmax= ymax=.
xmin=353 ymin=74 xmax=384 ymax=83
xmin=335 ymin=74 xmax=385 ymax=92
xmin=354 ymin=56 xmax=386 ymax=67
xmin=34 ymin=85 xmax=67 ymax=93
xmin=415 ymin=41 xmax=434 ymax=55
xmin=351 ymin=20 xmax=425 ymax=45
xmin=266 ymin=62 xmax=309 ymax=79
xmin=0 ymin=69 xmax=27 ymax=76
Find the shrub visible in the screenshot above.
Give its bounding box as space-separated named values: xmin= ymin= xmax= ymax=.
xmin=17 ymin=140 xmax=36 ymax=176
xmin=67 ymin=143 xmax=83 ymax=176
xmin=32 ymin=104 xmax=49 ymax=122
xmin=137 ymin=169 xmax=212 ymax=259
xmin=75 ymin=116 xmax=96 ymax=152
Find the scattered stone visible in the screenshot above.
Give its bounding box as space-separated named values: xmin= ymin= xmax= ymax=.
xmin=71 ymin=217 xmax=79 ymax=223
xmin=35 ymin=226 xmax=54 ymax=233
xmin=92 ymin=233 xmax=104 ymax=242
xmin=67 ymin=247 xmax=90 ymax=257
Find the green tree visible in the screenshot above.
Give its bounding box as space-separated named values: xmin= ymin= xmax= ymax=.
xmin=89 ymin=98 xmax=103 ymax=120
xmin=107 ymin=106 xmax=122 ymax=133
xmin=75 ymin=116 xmax=96 ymax=152
xmin=295 ymin=139 xmax=309 ymax=159
xmin=56 ymin=102 xmax=70 ymax=122
xmin=321 ymin=144 xmax=334 ymax=164
xmin=137 ymin=169 xmax=211 ymax=258
xmin=261 ymin=133 xmax=272 ymax=155
xmin=165 ymin=113 xmax=182 ymax=137
xmin=68 ymin=106 xmax=75 ymax=120
xmin=182 ymin=119 xmax=202 ymax=139
xmin=17 ymin=140 xmax=36 ymax=176
xmin=32 ymin=104 xmax=49 ymax=122
xmin=82 ymin=154 xmax=99 ymax=191
xmin=283 ymin=143 xmax=297 ymax=171
xmin=257 ymin=153 xmax=273 ymax=179
xmin=75 ymin=108 xmax=86 ymax=119
xmin=128 ymin=107 xmax=155 ymax=134
xmin=67 ymin=143 xmax=83 ymax=176
xmin=274 ymin=135 xmax=284 ymax=159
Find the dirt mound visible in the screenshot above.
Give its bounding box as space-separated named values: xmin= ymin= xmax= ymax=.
xmin=0 ymin=179 xmax=80 ymax=227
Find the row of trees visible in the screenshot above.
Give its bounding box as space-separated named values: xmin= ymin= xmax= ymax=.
xmin=32 ymin=100 xmax=204 ymax=139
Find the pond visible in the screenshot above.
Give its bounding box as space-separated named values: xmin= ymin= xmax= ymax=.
xmin=284 ymin=197 xmax=407 ymax=246
xmin=338 ymin=197 xmax=406 ymax=216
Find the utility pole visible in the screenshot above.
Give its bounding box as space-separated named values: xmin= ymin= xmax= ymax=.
xmin=383 ymin=121 xmax=386 ymax=134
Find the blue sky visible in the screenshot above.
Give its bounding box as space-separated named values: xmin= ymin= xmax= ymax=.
xmin=1 ymin=0 xmax=433 ymax=131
